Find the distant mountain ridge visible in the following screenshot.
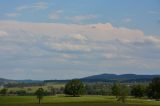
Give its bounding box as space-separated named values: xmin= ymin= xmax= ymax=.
xmin=81 ymin=74 xmax=160 ymax=82
xmin=0 ymin=78 xmax=16 ymax=84
xmin=82 ymin=74 xmax=159 ymax=79
xmin=1 ymin=74 xmax=160 ymax=84
xmin=0 ymin=78 xmax=42 ymax=85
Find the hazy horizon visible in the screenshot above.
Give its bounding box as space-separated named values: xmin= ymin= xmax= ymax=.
xmin=0 ymin=0 xmax=160 ymax=80
xmin=2 ymin=73 xmax=160 ymax=80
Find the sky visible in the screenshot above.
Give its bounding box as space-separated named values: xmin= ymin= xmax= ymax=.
xmin=0 ymin=0 xmax=160 ymax=80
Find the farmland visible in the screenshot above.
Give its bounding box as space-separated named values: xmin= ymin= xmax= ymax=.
xmin=6 ymin=83 xmax=65 ymax=93
xmin=1 ymin=78 xmax=160 ymax=106
xmin=0 ymin=95 xmax=160 ymax=106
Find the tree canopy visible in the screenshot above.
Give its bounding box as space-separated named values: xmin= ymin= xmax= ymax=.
xmin=35 ymin=88 xmax=45 ymax=104
xmin=131 ymin=84 xmax=146 ymax=98
xmin=64 ymin=79 xmax=85 ymax=97
xmin=147 ymin=77 xmax=160 ymax=100
xmin=0 ymin=88 xmax=7 ymax=96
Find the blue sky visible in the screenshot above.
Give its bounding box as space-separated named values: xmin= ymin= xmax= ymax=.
xmin=0 ymin=0 xmax=160 ymax=80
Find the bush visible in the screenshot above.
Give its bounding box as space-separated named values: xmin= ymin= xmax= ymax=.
xmin=131 ymin=84 xmax=146 ymax=98
xmin=85 ymin=83 xmax=112 ymax=95
xmin=0 ymin=88 xmax=7 ymax=95
xmin=16 ymin=90 xmax=26 ymax=96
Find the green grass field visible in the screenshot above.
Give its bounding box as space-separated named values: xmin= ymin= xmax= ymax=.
xmin=6 ymin=83 xmax=65 ymax=93
xmin=0 ymin=95 xmax=160 ymax=106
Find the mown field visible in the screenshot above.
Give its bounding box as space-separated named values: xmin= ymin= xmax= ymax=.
xmin=6 ymin=83 xmax=65 ymax=93
xmin=0 ymin=95 xmax=160 ymax=106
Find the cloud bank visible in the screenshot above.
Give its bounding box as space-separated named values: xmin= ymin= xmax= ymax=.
xmin=0 ymin=20 xmax=160 ymax=79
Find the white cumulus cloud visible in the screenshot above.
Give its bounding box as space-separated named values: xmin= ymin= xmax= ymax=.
xmin=0 ymin=20 xmax=160 ymax=78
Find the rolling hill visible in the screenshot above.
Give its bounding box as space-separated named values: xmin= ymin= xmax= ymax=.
xmin=81 ymin=74 xmax=160 ymax=82
xmin=0 ymin=78 xmax=42 ymax=85
xmin=1 ymin=74 xmax=160 ymax=84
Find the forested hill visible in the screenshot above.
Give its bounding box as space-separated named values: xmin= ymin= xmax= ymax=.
xmin=44 ymin=74 xmax=160 ymax=83
xmin=80 ymin=74 xmax=160 ymax=83
xmin=1 ymin=74 xmax=160 ymax=84
xmin=0 ymin=78 xmax=42 ymax=85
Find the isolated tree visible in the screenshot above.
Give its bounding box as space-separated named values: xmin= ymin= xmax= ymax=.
xmin=117 ymin=85 xmax=129 ymax=103
xmin=112 ymin=83 xmax=121 ymax=98
xmin=147 ymin=77 xmax=160 ymax=100
xmin=35 ymin=88 xmax=45 ymax=104
xmin=0 ymin=88 xmax=7 ymax=96
xmin=131 ymin=84 xmax=146 ymax=98
xmin=64 ymin=79 xmax=85 ymax=97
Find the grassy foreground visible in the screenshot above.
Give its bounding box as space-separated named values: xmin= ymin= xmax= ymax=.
xmin=0 ymin=95 xmax=160 ymax=106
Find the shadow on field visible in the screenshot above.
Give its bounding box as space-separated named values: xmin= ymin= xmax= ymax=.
xmin=0 ymin=102 xmax=158 ymax=106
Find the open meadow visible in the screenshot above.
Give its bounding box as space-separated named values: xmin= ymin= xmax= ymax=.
xmin=6 ymin=83 xmax=65 ymax=93
xmin=0 ymin=95 xmax=160 ymax=106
